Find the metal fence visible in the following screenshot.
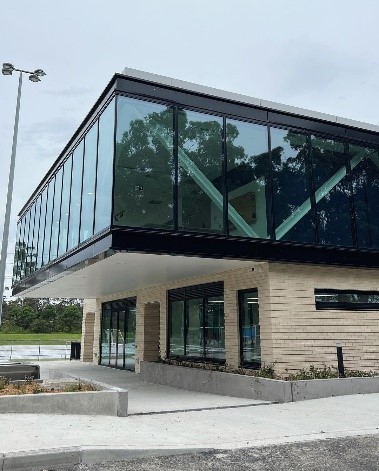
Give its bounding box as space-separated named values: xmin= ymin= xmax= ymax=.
xmin=0 ymin=342 xmax=72 ymax=361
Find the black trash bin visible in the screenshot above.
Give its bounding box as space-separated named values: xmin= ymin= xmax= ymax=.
xmin=70 ymin=341 xmax=81 ymax=360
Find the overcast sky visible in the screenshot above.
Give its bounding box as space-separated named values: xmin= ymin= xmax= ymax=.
xmin=1 ymin=0 xmax=379 ymax=295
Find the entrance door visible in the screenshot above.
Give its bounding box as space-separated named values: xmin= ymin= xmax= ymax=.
xmin=100 ymin=298 xmax=136 ymax=371
xmin=239 ymin=289 xmax=261 ymax=367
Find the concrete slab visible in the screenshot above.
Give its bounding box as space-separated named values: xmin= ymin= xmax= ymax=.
xmin=0 ymin=361 xmax=378 ymax=470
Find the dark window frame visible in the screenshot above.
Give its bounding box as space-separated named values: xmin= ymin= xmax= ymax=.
xmin=315 ymin=288 xmax=379 ymax=310
xmin=238 ymin=288 xmax=261 ymax=369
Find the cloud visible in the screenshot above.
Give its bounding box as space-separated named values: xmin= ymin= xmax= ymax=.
xmin=43 ymin=86 xmax=93 ymax=98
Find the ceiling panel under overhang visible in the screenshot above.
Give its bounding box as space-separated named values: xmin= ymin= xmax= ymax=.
xmin=18 ymin=252 xmax=256 ymax=299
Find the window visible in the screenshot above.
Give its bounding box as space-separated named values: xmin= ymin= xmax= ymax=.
xmin=168 ymin=282 xmax=225 ymax=362
xmin=114 ymin=96 xmax=174 ymax=229
xmin=178 ymin=110 xmax=223 ymax=233
xmin=226 ymin=119 xmax=270 ymax=238
xmin=315 ymin=289 xmax=379 ymax=310
xmin=239 ymin=289 xmax=261 ymax=367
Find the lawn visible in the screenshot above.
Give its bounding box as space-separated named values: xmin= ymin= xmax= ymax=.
xmin=0 ymin=332 xmax=81 ymax=345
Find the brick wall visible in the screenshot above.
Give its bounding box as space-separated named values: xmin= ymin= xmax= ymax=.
xmin=268 ymin=263 xmax=379 ymax=374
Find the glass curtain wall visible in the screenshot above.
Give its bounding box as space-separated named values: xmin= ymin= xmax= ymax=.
xmin=168 ymin=282 xmax=225 ymax=362
xmin=239 ymin=289 xmax=261 ymax=367
xmin=13 ymin=91 xmax=379 ymax=284
xmin=100 ymin=298 xmax=136 ymax=370
xmin=13 ymin=98 xmax=116 ymax=284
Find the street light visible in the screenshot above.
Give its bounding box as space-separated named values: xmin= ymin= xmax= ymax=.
xmin=0 ymin=63 xmax=46 ymax=325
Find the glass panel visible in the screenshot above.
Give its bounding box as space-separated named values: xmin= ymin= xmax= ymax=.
xmin=68 ymin=141 xmax=84 ymax=250
xmin=100 ymin=307 xmax=111 ymax=366
xmin=125 ymin=306 xmax=136 ymax=371
xmin=178 ymin=110 xmax=223 ymax=233
xmin=271 ymin=128 xmax=313 ymax=243
xmin=13 ymin=219 xmax=23 ymax=282
xmin=94 ymin=98 xmax=115 ymax=234
xmin=49 ymin=167 xmax=63 ymax=261
xmin=80 ymin=123 xmax=98 ymax=243
xmin=58 ymin=155 xmax=72 ymax=256
xmin=186 ymin=298 xmax=203 ymax=357
xmin=169 ymin=300 xmax=185 ymax=356
xmin=240 ymin=289 xmax=261 ymax=367
xmin=30 ymin=196 xmax=41 ymax=275
xmin=109 ymin=311 xmax=118 ymax=366
xmin=350 ymin=144 xmax=379 ymax=249
xmin=25 ymin=202 xmax=36 ymax=277
xmin=117 ymin=309 xmax=125 ymax=368
xmin=36 ymin=187 xmax=47 ymax=269
xmin=311 ymin=136 xmax=353 ymax=246
xmin=20 ymin=209 xmax=30 ymax=279
xmin=114 ymin=96 xmax=174 ymax=229
xmin=226 ymin=119 xmax=270 ymax=238
xmin=204 ymin=296 xmax=225 ymax=361
xmin=43 ymin=178 xmax=55 ymax=264
xmin=315 ymin=289 xmax=379 ymax=310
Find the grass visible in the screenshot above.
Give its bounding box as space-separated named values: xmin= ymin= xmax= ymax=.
xmin=0 ymin=332 xmax=81 ymax=345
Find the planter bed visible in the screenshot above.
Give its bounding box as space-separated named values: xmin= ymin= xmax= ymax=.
xmin=140 ymin=361 xmax=379 ymax=403
xmin=0 ymin=377 xmax=128 ymax=416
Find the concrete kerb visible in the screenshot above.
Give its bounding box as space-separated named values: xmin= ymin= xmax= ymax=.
xmin=0 ymin=446 xmax=214 ymax=471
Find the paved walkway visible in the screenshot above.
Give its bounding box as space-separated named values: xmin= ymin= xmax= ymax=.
xmin=0 ymin=360 xmax=378 ymax=470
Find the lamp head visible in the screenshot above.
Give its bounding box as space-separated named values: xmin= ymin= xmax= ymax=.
xmin=2 ymin=63 xmax=14 ymax=75
xmin=29 ymin=74 xmax=41 ymax=83
xmin=33 ymin=69 xmax=46 ymax=76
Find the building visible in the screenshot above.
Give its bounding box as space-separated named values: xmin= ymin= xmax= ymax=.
xmin=12 ymin=68 xmax=379 ymax=376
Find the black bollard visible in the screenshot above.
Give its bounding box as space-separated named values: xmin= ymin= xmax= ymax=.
xmin=336 ymin=343 xmax=345 ymax=378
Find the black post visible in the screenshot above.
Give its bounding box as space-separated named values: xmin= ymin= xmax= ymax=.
xmin=336 ymin=344 xmax=345 ymax=378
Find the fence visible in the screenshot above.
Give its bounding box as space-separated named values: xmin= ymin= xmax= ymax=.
xmin=0 ymin=341 xmax=72 ymax=361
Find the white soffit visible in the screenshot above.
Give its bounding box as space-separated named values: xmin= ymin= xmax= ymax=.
xmin=20 ymin=252 xmax=255 ymax=299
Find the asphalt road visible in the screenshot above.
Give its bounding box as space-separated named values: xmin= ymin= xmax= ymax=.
xmin=55 ymin=434 xmax=379 ymax=471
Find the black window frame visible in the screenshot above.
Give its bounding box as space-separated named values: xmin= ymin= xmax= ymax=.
xmin=238 ymin=287 xmax=261 ymax=369
xmin=315 ymin=288 xmax=379 ymax=310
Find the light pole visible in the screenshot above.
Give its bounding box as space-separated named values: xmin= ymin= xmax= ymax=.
xmin=0 ymin=63 xmax=46 ymax=325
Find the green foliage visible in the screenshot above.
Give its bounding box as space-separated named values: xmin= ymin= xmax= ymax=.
xmin=0 ymin=298 xmax=82 ymax=333
xmin=286 ymin=365 xmax=339 ymax=381
xmin=62 ymin=381 xmax=97 ymax=392
xmin=0 ymin=376 xmax=10 ymax=390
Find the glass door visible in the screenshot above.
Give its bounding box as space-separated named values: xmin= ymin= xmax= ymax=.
xmin=239 ymin=289 xmax=261 ymax=367
xmin=125 ymin=306 xmax=136 ymax=370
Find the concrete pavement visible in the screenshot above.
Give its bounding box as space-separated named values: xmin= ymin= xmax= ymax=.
xmin=0 ymin=360 xmax=378 ymax=470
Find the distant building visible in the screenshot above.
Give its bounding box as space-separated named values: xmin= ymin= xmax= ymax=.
xmin=12 ymin=68 xmax=379 ymax=375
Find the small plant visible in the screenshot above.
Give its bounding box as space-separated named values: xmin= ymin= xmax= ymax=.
xmin=0 ymin=376 xmax=10 ymax=390
xmin=286 ymin=364 xmax=339 ymax=381
xmin=63 ymin=381 xmax=97 ymax=392
xmin=248 ymin=363 xmax=277 ymax=379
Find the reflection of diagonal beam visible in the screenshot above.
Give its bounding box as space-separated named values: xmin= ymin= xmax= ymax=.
xmin=149 ymin=121 xmax=259 ymax=238
xmin=275 ymin=151 xmax=372 ymax=240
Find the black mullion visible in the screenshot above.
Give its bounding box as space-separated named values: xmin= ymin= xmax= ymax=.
xmin=307 ymin=134 xmax=319 ymax=244
xmin=346 ymin=142 xmax=358 ymax=247
xmin=108 ymin=306 xmax=112 ymax=367
xmin=47 ymin=176 xmax=56 ymax=264
xmin=238 ymin=290 xmax=243 ymax=367
xmin=222 ymin=117 xmax=228 ymax=236
xmin=173 ymin=106 xmax=179 ymax=230
xmin=122 ymin=304 xmax=126 ymax=369
xmin=202 ymin=296 xmax=206 ymax=360
xmin=55 ymin=168 xmax=64 ymax=261
xmin=184 ymin=293 xmax=188 ymax=357
xmin=267 ymin=125 xmax=276 ymax=239
xmin=39 ymin=185 xmax=48 ymax=268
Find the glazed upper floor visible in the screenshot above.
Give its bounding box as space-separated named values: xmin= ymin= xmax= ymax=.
xmin=12 ymin=69 xmax=379 ymax=291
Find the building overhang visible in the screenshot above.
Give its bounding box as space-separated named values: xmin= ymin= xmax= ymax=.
xmin=14 ymin=251 xmax=255 ymax=299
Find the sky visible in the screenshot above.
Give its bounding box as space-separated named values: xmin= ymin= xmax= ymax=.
xmin=1 ymin=0 xmax=379 ymax=297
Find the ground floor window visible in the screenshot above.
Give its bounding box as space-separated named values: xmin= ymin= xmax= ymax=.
xmin=168 ymin=282 xmax=225 ymax=362
xmin=100 ymin=298 xmax=136 ymax=370
xmin=315 ymin=289 xmax=379 ymax=310
xmin=239 ymin=288 xmax=261 ymax=367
